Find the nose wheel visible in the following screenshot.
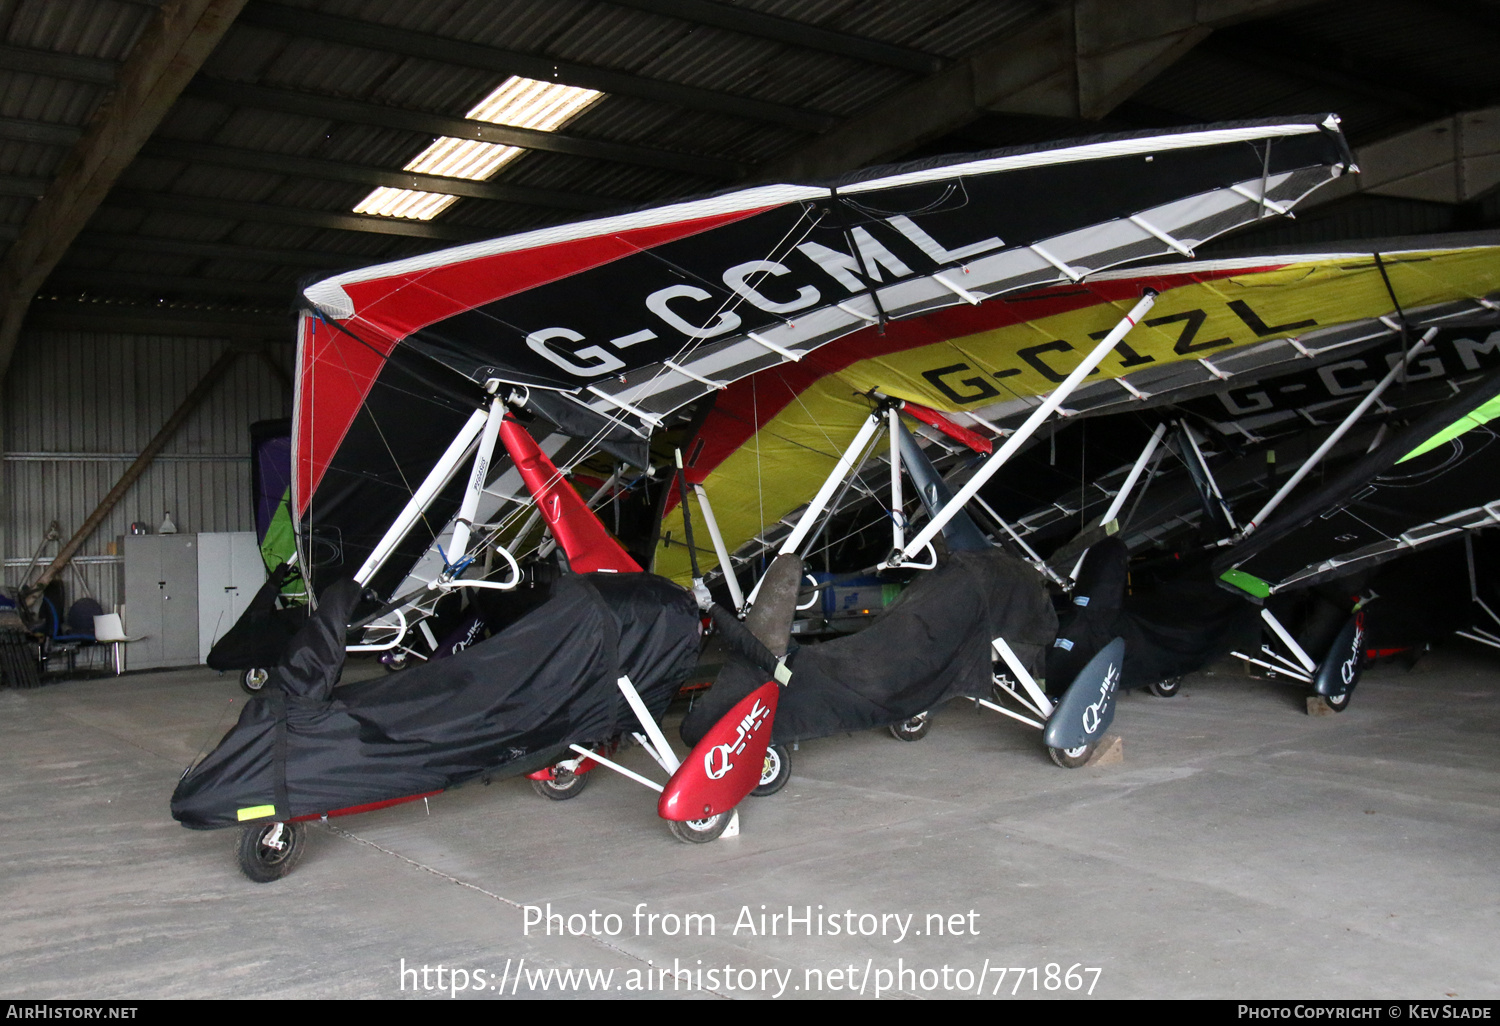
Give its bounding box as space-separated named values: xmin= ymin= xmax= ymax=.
xmin=888 ymin=711 xmax=931 ymax=741
xmin=668 ymin=813 xmax=731 ymax=844
xmin=237 ymin=821 xmax=305 ymax=882
xmin=1047 ymin=742 xmax=1095 ymax=769
xmin=530 ymin=763 xmax=592 ymax=800
xmin=751 ymin=744 xmax=790 ymax=797
xmin=1147 ymin=676 xmax=1182 ymax=698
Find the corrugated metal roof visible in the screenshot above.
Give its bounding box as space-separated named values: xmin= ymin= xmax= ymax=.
xmin=5 ymin=0 xmax=152 ymax=60
xmin=0 ymin=71 xmax=103 ymax=121
xmin=1 ymin=0 xmax=1495 ymax=321
xmin=0 ymin=137 xmax=62 ymax=178
xmin=498 ymin=150 xmax=709 ymax=201
xmin=565 ymin=94 xmax=791 ymax=157
xmin=848 ymin=0 xmax=1044 ymax=57
xmin=318 ymin=0 xmax=597 ymax=53
xmin=0 ymin=194 xmax=33 ymax=223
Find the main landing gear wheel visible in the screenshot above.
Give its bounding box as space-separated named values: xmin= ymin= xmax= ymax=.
xmin=237 ymin=821 xmax=305 ymax=882
xmin=888 ymin=711 xmax=931 ymax=742
xmin=1048 ymin=742 xmax=1095 ymax=769
xmin=668 ymin=813 xmax=731 ymax=844
xmin=382 ymin=651 xmax=410 ymax=673
xmin=751 ymin=744 xmax=790 ymax=797
xmin=1148 ymin=676 xmax=1182 ymax=698
xmin=1320 ymin=690 xmax=1351 ymax=713
xmin=240 ymin=667 xmax=270 ymax=695
xmin=530 ymin=764 xmax=591 ymax=800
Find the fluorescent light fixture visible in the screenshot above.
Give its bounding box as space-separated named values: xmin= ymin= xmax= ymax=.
xmin=354 ymin=76 xmax=602 ymax=220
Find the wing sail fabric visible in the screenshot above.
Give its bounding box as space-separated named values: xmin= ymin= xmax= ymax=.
xmin=657 ymin=242 xmax=1500 ymax=583
xmin=292 ymin=118 xmax=1352 ymax=597
xmin=1216 ymin=366 xmax=1500 ymax=592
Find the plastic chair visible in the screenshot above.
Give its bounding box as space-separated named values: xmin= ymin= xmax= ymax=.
xmin=42 ymin=597 xmax=103 ymax=673
xmin=93 ymin=613 xmax=145 ymax=676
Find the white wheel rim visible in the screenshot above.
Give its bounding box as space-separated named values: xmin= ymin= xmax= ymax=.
xmin=761 ymin=750 xmax=780 ymax=785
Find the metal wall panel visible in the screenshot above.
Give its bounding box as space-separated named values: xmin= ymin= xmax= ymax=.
xmin=2 ymin=331 xmax=291 ymax=612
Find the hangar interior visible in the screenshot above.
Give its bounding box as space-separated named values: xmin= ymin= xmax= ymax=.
xmin=3 ymin=0 xmax=1500 ymax=1000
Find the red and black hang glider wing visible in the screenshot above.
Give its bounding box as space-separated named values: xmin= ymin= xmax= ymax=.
xmin=291 ymin=116 xmax=1352 ymax=595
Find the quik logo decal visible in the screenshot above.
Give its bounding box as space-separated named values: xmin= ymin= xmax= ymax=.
xmin=1341 ymin=614 xmax=1366 ymax=686
xmin=451 ymin=618 xmax=485 ymax=657
xmin=704 ymin=698 xmax=771 ymax=780
xmin=1081 ymin=662 xmax=1121 ymax=736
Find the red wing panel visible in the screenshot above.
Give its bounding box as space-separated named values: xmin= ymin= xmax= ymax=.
xmin=336 ymin=208 xmax=770 ymax=345
xmin=666 ymin=266 xmax=1266 ymax=514
xmin=499 ymin=415 xmax=642 ymax=574
xmin=903 ymin=401 xmax=994 ymax=454
xmin=294 ymin=312 xmax=401 ymax=516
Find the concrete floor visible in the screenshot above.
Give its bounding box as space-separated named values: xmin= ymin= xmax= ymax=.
xmin=2 ymin=645 xmax=1499 ymax=1000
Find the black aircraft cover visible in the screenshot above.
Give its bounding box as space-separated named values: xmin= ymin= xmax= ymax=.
xmin=204 ymin=562 xmax=308 ymax=672
xmin=173 ymin=571 xmax=700 ymax=830
xmin=1047 ymin=537 xmax=1129 ymax=692
xmin=1217 ymin=366 xmax=1500 ymax=594
xmin=1115 ymin=560 xmax=1262 ymax=688
xmin=681 ymin=549 xmax=1057 ymax=746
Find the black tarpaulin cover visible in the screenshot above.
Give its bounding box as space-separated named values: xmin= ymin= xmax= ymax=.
xmin=204 ymin=562 xmax=308 ymax=672
xmin=1046 ymin=537 xmax=1129 ymax=693
xmin=173 ymin=571 xmax=700 ymax=830
xmin=1115 ymin=563 xmax=1261 ymax=688
xmin=1045 ymin=542 xmax=1260 ymax=690
xmin=681 ymin=550 xmax=1056 ymax=746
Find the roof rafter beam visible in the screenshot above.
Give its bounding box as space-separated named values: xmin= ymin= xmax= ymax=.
xmin=755 ymin=0 xmax=1325 ymax=182
xmin=1295 ymin=104 xmax=1500 ymax=210
xmin=0 ymin=43 xmax=116 ymax=84
xmin=0 ymin=115 xmax=83 ymax=147
xmin=1412 ymin=0 xmax=1500 ymax=43
xmin=0 ymin=174 xmax=47 ymax=198
xmin=106 ymin=189 xmax=488 ymax=241
xmin=46 ymin=267 xmax=293 ymax=301
xmin=0 ymin=0 xmax=249 ymax=382
xmin=75 ymin=231 xmax=392 ymax=269
xmin=25 ymin=298 xmax=288 ymax=339
xmin=1199 ymin=29 xmax=1455 ymax=119
xmin=139 ymin=138 xmax=615 ymax=211
xmin=603 ymin=0 xmax=943 ymax=74
xmin=238 ymin=1 xmax=835 ymax=133
xmin=183 ymin=77 xmax=746 ymax=178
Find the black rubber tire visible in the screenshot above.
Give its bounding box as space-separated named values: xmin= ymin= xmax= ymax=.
xmin=888 ymin=711 xmax=931 ymax=742
xmin=1321 ymin=690 xmax=1351 ymax=713
xmin=751 ymin=744 xmax=790 ymax=797
xmin=382 ymin=651 xmax=410 ymax=673
xmin=237 ymin=821 xmax=305 ymax=882
xmin=1148 ymin=675 xmax=1182 ymax=698
xmin=530 ymin=765 xmax=591 ymax=800
xmin=668 ymin=813 xmax=731 ymax=844
xmin=1048 ymin=742 xmax=1095 ymax=769
xmin=241 ymin=667 xmax=270 ymax=695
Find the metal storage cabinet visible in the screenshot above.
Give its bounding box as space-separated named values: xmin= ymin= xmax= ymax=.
xmin=197 ymin=532 xmax=264 ymax=663
xmin=123 ymin=534 xmax=200 ymax=669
